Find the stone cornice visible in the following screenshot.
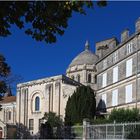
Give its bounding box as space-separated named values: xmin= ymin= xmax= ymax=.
xmin=17 ymin=74 xmax=82 ymax=88
xmin=17 ymin=75 xmax=63 ymax=88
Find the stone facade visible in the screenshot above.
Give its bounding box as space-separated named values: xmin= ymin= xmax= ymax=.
xmin=16 ymin=75 xmax=81 ymax=135
xmin=0 ymin=96 xmax=16 ymax=138
xmin=66 ymin=41 xmax=98 ymax=89
xmin=96 ymin=17 xmax=140 ymax=112
xmin=1 ymin=17 xmax=140 ymax=138
xmin=15 ymin=17 xmax=140 ymax=136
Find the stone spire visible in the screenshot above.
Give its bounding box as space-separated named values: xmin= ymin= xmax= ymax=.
xmin=85 ymin=40 xmax=90 ymax=50
xmin=4 ymin=86 xmax=12 ymax=97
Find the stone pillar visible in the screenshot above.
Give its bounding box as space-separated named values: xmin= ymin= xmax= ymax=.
xmin=83 ymin=118 xmax=90 ymax=140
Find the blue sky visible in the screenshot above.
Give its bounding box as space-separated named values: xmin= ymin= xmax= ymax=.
xmin=1 ymin=1 xmax=140 ymax=94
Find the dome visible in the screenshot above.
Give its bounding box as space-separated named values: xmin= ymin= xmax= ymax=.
xmin=69 ymin=41 xmax=98 ymax=67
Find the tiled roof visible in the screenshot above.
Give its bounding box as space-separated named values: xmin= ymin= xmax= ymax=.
xmin=0 ymin=96 xmax=16 ymax=104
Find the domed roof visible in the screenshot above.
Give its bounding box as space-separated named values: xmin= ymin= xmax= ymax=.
xmin=69 ymin=41 xmax=98 ymax=67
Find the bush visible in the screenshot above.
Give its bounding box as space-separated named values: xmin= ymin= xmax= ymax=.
xmin=109 ymin=108 xmax=140 ymax=123
xmin=93 ymin=108 xmax=140 ymax=124
xmin=40 ymin=112 xmax=63 ymax=139
xmin=92 ymin=118 xmax=111 ymax=124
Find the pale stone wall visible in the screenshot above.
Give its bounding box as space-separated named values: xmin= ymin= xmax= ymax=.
xmin=0 ymin=102 xmax=16 ymax=138
xmin=16 ymin=75 xmax=79 ymax=135
xmin=66 ymin=64 xmax=96 ymax=90
xmin=0 ymin=102 xmax=16 ymax=124
xmin=0 ymin=121 xmax=6 ymax=138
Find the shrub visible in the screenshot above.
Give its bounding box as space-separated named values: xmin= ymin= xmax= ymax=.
xmin=109 ymin=108 xmax=140 ymax=123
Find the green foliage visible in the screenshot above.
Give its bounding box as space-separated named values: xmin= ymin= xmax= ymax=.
xmin=16 ymin=123 xmax=32 ymax=139
xmin=92 ymin=108 xmax=140 ymax=124
xmin=92 ymin=118 xmax=111 ymax=124
xmin=109 ymin=108 xmax=140 ymax=123
xmin=65 ymin=86 xmax=96 ymax=125
xmin=0 ymin=54 xmax=11 ymax=109
xmin=40 ymin=112 xmax=63 ymax=139
xmin=0 ymin=1 xmax=107 ymax=44
xmin=43 ymin=112 xmax=63 ymax=128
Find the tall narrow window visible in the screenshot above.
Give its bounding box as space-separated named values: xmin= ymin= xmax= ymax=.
xmin=126 ymin=58 xmax=132 ymax=77
xmin=113 ymin=66 xmax=118 ymax=83
xmin=95 ymin=75 xmax=97 ymax=84
xmin=77 ymin=75 xmax=80 ymax=82
xmin=88 ymin=74 xmax=91 ymax=83
xmin=125 ymin=84 xmax=132 ymax=103
xmin=29 ymin=119 xmax=34 ymax=130
xmin=7 ymin=111 xmax=11 ymax=121
xmin=113 ymin=51 xmax=118 ymax=63
xmin=35 ymin=96 xmax=40 ymax=111
xmin=8 ymin=111 xmax=11 ymax=120
xmin=102 ymin=73 xmax=107 ymax=87
xmin=126 ymin=42 xmax=133 ymax=54
xmin=112 ymin=89 xmax=118 ymax=106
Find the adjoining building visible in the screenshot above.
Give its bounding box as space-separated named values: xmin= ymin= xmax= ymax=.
xmin=96 ymin=18 xmax=140 ymax=112
xmin=0 ymin=17 xmax=140 ymax=138
xmin=0 ymin=90 xmax=16 ymax=138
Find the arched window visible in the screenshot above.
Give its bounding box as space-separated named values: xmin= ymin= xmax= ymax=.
xmin=35 ymin=96 xmax=40 ymax=111
xmin=71 ymin=75 xmax=74 ymax=80
xmin=88 ymin=74 xmax=91 ymax=83
xmin=77 ymin=75 xmax=80 ymax=82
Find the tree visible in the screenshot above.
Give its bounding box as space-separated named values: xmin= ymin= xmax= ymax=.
xmin=0 ymin=1 xmax=107 ymax=44
xmin=40 ymin=112 xmax=63 ymax=139
xmin=16 ymin=123 xmax=32 ymax=139
xmin=0 ymin=54 xmax=10 ymax=109
xmin=65 ymin=86 xmax=96 ymax=125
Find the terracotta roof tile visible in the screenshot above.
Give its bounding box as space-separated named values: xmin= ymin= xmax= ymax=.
xmin=0 ymin=96 xmax=16 ymax=103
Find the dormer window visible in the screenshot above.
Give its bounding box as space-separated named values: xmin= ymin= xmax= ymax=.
xmin=103 ymin=59 xmax=107 ymax=69
xmin=126 ymin=42 xmax=133 ymax=54
xmin=113 ymin=51 xmax=118 ymax=63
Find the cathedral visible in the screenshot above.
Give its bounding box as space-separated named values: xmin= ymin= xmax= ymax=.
xmin=0 ymin=17 xmax=140 ymax=138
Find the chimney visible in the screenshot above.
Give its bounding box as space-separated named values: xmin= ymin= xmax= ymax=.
xmin=136 ymin=17 xmax=140 ymax=32
xmin=121 ymin=29 xmax=129 ymax=42
xmin=95 ymin=38 xmax=118 ymax=58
